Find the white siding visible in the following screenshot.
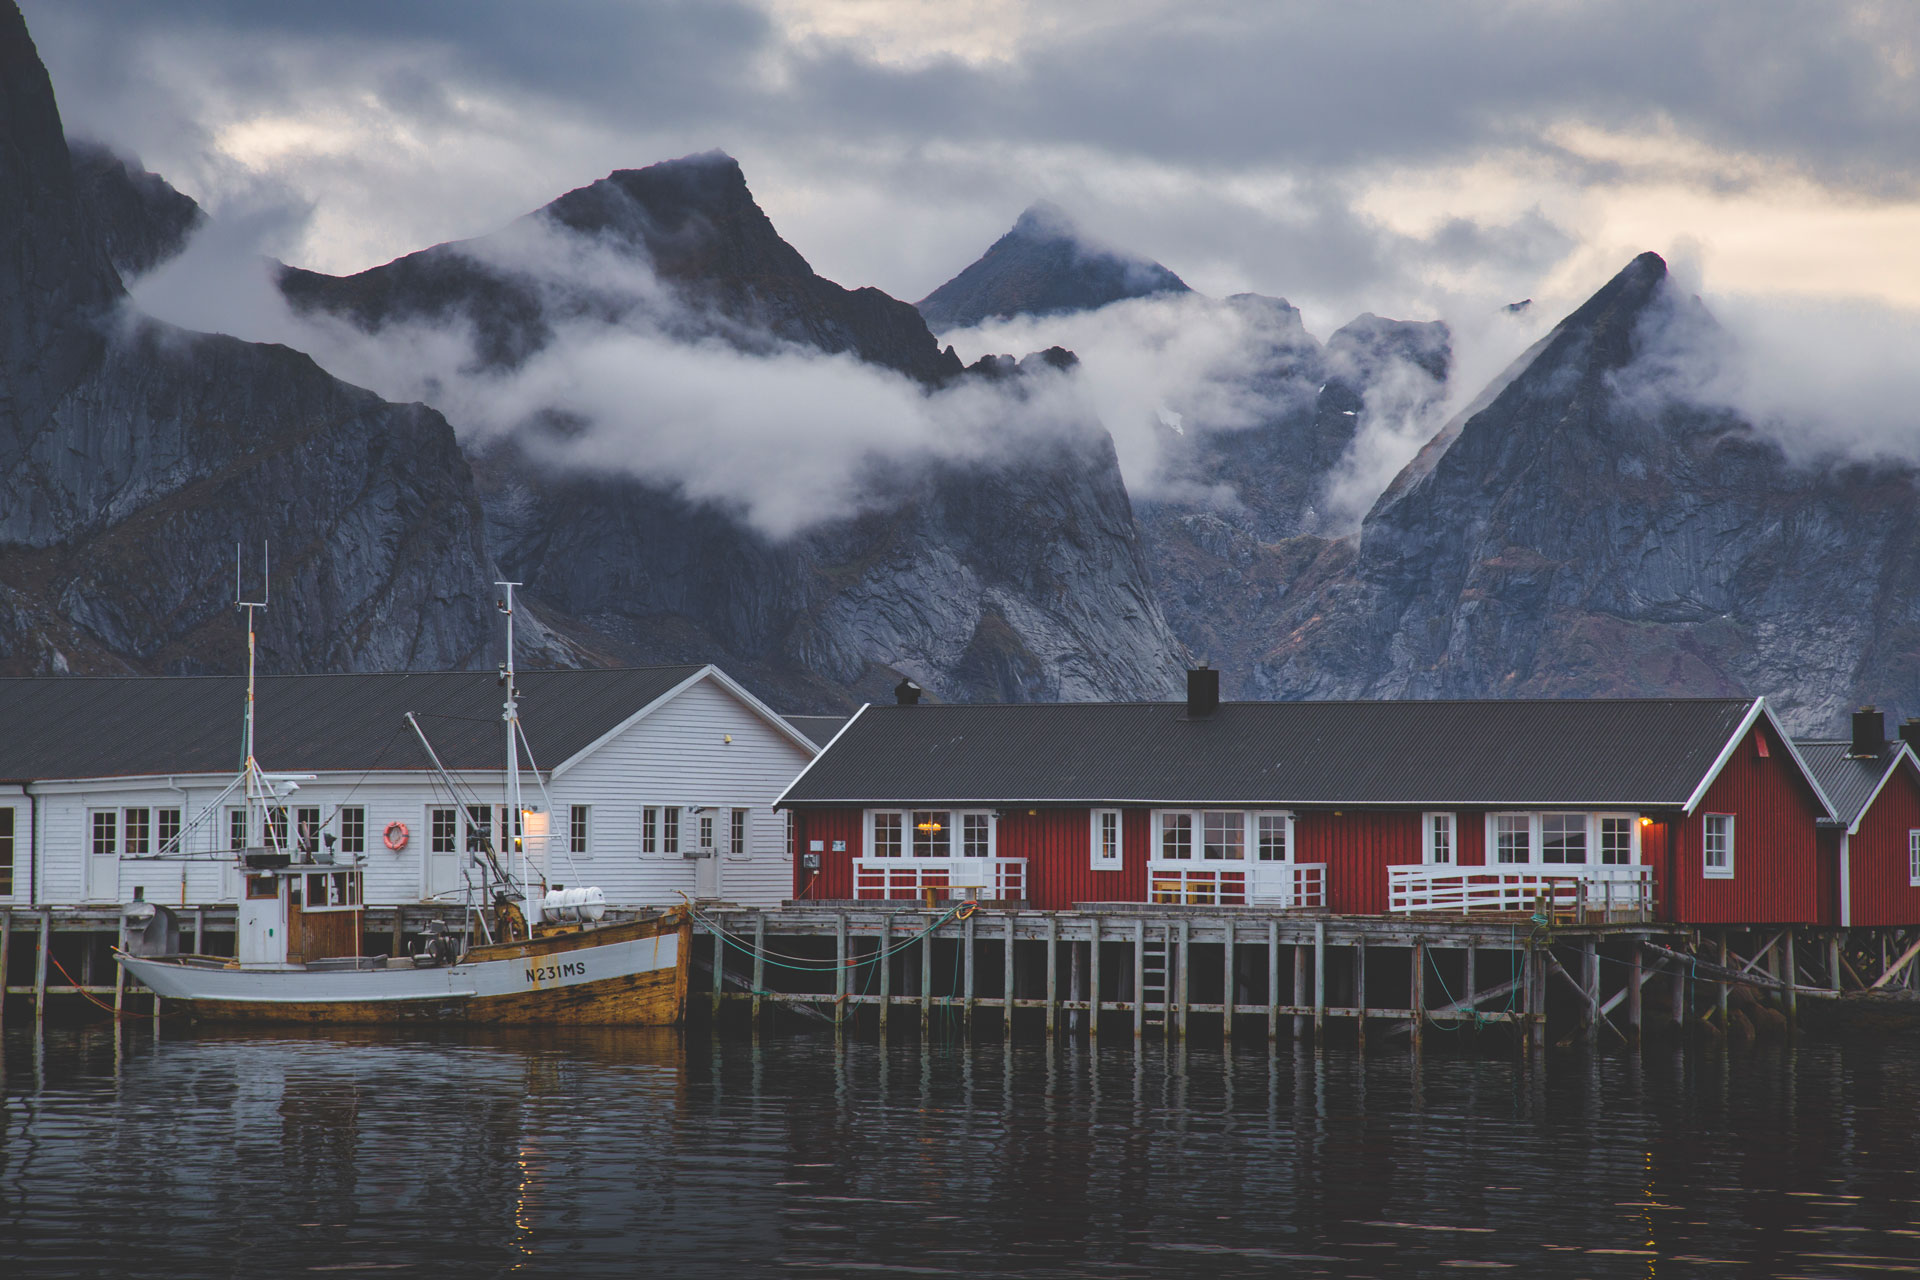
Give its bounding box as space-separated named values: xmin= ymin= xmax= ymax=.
xmin=552 ymin=676 xmax=813 ymax=908
xmin=16 ymin=672 xmax=815 ymax=911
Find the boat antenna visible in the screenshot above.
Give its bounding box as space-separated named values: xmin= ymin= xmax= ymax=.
xmin=237 ymin=543 xmax=271 ymax=851
xmin=497 ymin=582 xmax=532 ymax=919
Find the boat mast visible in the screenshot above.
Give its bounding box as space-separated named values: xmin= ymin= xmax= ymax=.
xmin=498 ymin=582 xmax=530 ymax=913
xmin=238 ymin=544 xmax=270 ymax=851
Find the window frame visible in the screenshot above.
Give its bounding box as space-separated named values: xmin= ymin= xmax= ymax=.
xmin=156 ymin=807 xmax=182 ymax=857
xmin=1490 ymin=812 xmax=1533 ymax=865
xmin=1703 ymin=813 xmax=1735 ymax=879
xmin=0 ymin=806 xmax=14 ymax=896
xmin=1150 ymin=811 xmax=1290 ymax=865
xmin=122 ymin=806 xmax=151 ymax=857
xmin=1908 ymin=829 xmax=1919 ymax=888
xmin=727 ymin=807 xmax=747 ymax=858
xmin=865 ymin=809 xmax=995 ymax=861
xmin=430 ymin=806 xmax=459 ymax=856
xmin=338 ymin=806 xmax=365 ymax=857
xmin=1423 ymin=812 xmax=1455 ymax=866
xmin=1255 ymin=812 xmax=1293 ymax=863
xmin=1540 ymin=812 xmax=1589 ymax=866
xmin=1091 ymin=809 xmax=1123 ymax=871
xmin=572 ymin=804 xmax=592 ymax=858
xmin=91 ymin=809 xmax=119 ymax=858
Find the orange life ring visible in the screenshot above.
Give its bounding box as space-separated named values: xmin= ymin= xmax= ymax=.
xmin=383 ymin=821 xmax=409 ymax=851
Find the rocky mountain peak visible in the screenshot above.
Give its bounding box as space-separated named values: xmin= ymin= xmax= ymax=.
xmin=67 ymin=138 xmax=204 ymax=279
xmin=916 ymin=201 xmax=1190 ymax=331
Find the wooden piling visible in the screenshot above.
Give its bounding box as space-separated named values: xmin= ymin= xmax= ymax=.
xmin=1133 ymin=918 xmax=1145 ymax=1038
xmin=1222 ymin=918 xmax=1234 ymax=1044
xmin=1312 ymin=921 xmax=1326 ymax=1042
xmin=391 ymin=905 xmax=404 ymax=960
xmin=1176 ymin=918 xmax=1191 ymax=1040
xmin=1003 ymin=915 xmax=1015 ymax=1032
xmin=114 ymin=911 xmax=127 ymax=1016
xmin=963 ymin=912 xmax=976 ymax=1033
xmin=0 ymin=909 xmax=11 ymax=1014
xmin=1582 ymin=938 xmax=1599 ymax=1046
xmin=834 ymin=912 xmax=847 ymax=1031
xmin=1267 ymin=921 xmax=1280 ymax=1042
xmin=1409 ymin=942 xmax=1424 ymax=1052
xmin=1293 ymin=942 xmax=1307 ymax=1040
xmin=710 ymin=917 xmax=724 ymax=1018
xmin=1044 ymin=914 xmax=1058 ymax=1037
xmin=1068 ymin=933 xmax=1082 ymax=1034
xmin=35 ymin=910 xmax=51 ymax=1021
xmin=1088 ymin=920 xmax=1100 ymax=1043
xmin=1784 ymin=930 xmax=1798 ymax=1027
xmin=1672 ymin=957 xmax=1687 ymax=1032
xmin=1627 ymin=943 xmax=1644 ymax=1043
xmin=1717 ymin=930 xmax=1730 ymax=1026
xmin=878 ymin=916 xmax=891 ymax=1033
xmin=1353 ymin=937 xmax=1366 ymax=1053
xmin=920 ymin=915 xmax=933 ymax=1037
xmin=751 ymin=911 xmax=766 ymax=1026
xmin=1829 ymin=934 xmax=1842 ymax=993
xmin=1464 ymin=944 xmax=1476 ymax=1029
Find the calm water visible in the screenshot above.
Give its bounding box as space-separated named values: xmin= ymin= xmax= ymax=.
xmin=3 ymin=1023 xmax=1919 ymax=1278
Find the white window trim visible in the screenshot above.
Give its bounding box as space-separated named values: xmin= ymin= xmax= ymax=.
xmin=1148 ymin=810 xmax=1293 ymax=865
xmin=1091 ymin=809 xmax=1124 ymax=871
xmin=1703 ymin=813 xmax=1735 ymax=879
xmin=1908 ymin=829 xmax=1919 ymax=888
xmin=639 ymin=803 xmax=684 ymax=858
xmin=1482 ymin=811 xmax=1642 ymax=868
xmin=1423 ymin=812 xmax=1455 ymax=866
xmin=569 ymin=804 xmax=591 ymax=859
xmin=864 ymin=809 xmax=996 ymax=860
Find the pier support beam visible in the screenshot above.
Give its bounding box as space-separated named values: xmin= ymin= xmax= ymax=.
xmin=1582 ymin=938 xmax=1599 ymax=1046
xmin=1312 ymin=922 xmax=1326 ymax=1044
xmin=1045 ymin=914 xmax=1059 ymax=1038
xmin=1409 ymin=942 xmax=1424 ymax=1053
xmin=878 ymin=916 xmax=891 ymax=1034
xmin=1004 ymin=916 xmax=1015 ymax=1033
xmin=1293 ymin=943 xmax=1307 ymax=1041
xmin=1353 ymin=938 xmax=1366 ymax=1053
xmin=1176 ymin=919 xmax=1191 ymax=1040
xmin=35 ymin=910 xmax=51 ymax=1022
xmin=1133 ymin=919 xmax=1145 ymax=1038
xmin=1717 ymin=931 xmax=1731 ymax=1027
xmin=1627 ymin=943 xmax=1644 ymax=1044
xmin=1267 ymin=921 xmax=1280 ymax=1042
xmin=0 ymin=909 xmax=11 ymax=1015
xmin=1088 ymin=922 xmax=1101 ymax=1044
xmin=710 ymin=921 xmax=724 ymax=1019
xmin=1784 ymin=930 xmax=1798 ymax=1028
xmin=964 ymin=913 xmax=976 ymax=1034
xmin=1222 ymin=919 xmax=1234 ymax=1044
xmin=834 ymin=913 xmax=847 ymax=1032
xmin=920 ymin=916 xmax=932 ymax=1037
xmin=752 ymin=911 xmax=766 ymax=1027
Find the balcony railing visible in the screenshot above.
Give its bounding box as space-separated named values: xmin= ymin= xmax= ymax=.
xmin=1388 ymin=864 xmax=1654 ymax=921
xmin=854 ymin=857 xmax=1027 ymax=902
xmin=1148 ymin=862 xmax=1326 ymax=909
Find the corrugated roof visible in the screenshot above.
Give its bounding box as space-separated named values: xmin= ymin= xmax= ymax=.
xmin=1796 ymin=740 xmax=1909 ymax=829
xmin=779 ymin=697 xmax=1761 ymax=809
xmin=783 ymin=714 xmax=853 ymax=748
xmin=0 ymin=667 xmax=706 ymax=780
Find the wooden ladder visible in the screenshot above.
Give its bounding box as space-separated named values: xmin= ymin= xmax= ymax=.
xmin=1141 ymin=926 xmax=1171 ymax=1027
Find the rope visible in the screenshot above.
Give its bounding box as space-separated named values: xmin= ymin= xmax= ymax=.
xmin=686 ymin=902 xmax=965 ymax=974
xmin=46 ymin=950 xmax=180 ymax=1020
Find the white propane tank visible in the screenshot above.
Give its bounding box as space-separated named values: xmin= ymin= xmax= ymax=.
xmin=539 ymin=886 xmax=607 ymax=923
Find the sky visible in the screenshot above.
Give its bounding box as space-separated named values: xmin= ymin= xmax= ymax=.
xmin=23 ymin=0 xmax=1920 ymax=335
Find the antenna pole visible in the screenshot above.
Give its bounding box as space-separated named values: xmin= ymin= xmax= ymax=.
xmin=498 ymin=582 xmax=529 ymax=922
xmin=237 ymin=544 xmax=271 ymax=850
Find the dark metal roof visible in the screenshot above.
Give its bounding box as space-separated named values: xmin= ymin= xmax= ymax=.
xmin=783 ymin=715 xmax=853 ymax=748
xmin=1796 ymin=740 xmax=1911 ymax=830
xmin=779 ymin=698 xmax=1764 ymax=809
xmin=0 ymin=667 xmax=706 ymax=780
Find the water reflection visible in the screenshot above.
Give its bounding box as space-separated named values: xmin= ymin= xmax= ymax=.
xmin=2 ymin=1024 xmax=1917 ymax=1278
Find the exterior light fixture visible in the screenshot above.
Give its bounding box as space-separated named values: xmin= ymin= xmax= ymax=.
xmin=1639 ymin=816 xmax=1653 ymax=827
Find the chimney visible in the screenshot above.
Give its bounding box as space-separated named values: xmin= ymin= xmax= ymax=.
xmin=1186 ymin=665 xmax=1219 ymax=719
xmin=894 ymin=678 xmax=922 ymax=706
xmin=1900 ymin=718 xmax=1920 ymax=754
xmin=1850 ymin=706 xmax=1885 ymax=758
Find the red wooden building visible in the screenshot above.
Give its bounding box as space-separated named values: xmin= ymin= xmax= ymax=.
xmin=1799 ymin=711 xmax=1920 ymax=928
xmin=777 ymin=672 xmax=1840 ymax=926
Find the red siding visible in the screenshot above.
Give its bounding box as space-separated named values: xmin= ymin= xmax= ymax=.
xmin=1816 ymin=828 xmax=1843 ymax=927
xmin=1003 ymin=808 xmax=1147 ymax=909
xmin=1455 ymin=811 xmax=1488 ymax=867
xmin=1297 ymin=811 xmax=1421 ymax=914
xmin=1849 ymin=761 xmax=1920 ymax=927
xmin=1667 ymin=716 xmax=1825 ymax=925
xmin=791 ymin=808 xmax=864 ymax=901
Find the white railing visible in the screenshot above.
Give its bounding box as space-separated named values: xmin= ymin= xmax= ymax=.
xmin=854 ymin=857 xmax=1027 ymax=902
xmin=1148 ymin=862 xmax=1326 ymax=909
xmin=1388 ymin=864 xmax=1655 ymax=920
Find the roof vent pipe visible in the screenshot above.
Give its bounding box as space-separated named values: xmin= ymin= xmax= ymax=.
xmin=894 ymin=678 xmax=922 ymax=706
xmin=1186 ymin=665 xmax=1219 ymax=719
xmin=1901 ymin=718 xmax=1920 ymax=754
xmin=1850 ymin=705 xmax=1885 ymax=758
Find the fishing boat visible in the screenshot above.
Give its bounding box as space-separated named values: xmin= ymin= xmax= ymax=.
xmin=115 ymin=572 xmax=690 ymax=1025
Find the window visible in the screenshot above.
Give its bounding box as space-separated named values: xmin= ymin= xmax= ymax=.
xmin=1160 ymin=811 xmax=1194 ymax=860
xmin=1542 ymin=813 xmax=1587 ymax=865
xmin=0 ymin=807 xmax=13 ymax=896
xmin=1256 ymin=814 xmax=1290 ymax=862
xmin=465 ymin=804 xmax=493 ymax=854
xmin=1201 ymin=811 xmax=1245 ymax=861
xmin=641 ymin=807 xmax=657 ymax=855
xmin=1600 ymin=816 xmax=1634 ymax=866
xmin=697 ymin=812 xmax=715 ymax=852
xmin=1908 ymin=830 xmax=1919 ymax=887
xmin=123 ymin=807 xmax=150 ymax=857
xmin=1424 ymin=813 xmax=1454 ymax=865
xmin=1092 ymin=809 xmax=1123 ymax=869
xmin=92 ymin=810 xmax=118 ymax=857
xmin=728 ymin=808 xmax=746 ymax=857
xmin=911 ymin=811 xmax=951 ymax=858
xmin=431 ymin=807 xmax=458 ymax=855
xmin=228 ymin=807 xmax=249 ymax=851
xmin=872 ymin=811 xmax=904 ymax=858
xmin=264 ymin=806 xmax=288 ymax=851
xmin=962 ymin=814 xmax=992 ymax=859
xmin=246 ymin=874 xmax=278 ymax=900
xmin=1494 ymin=814 xmax=1530 ymax=864
xmin=157 ymin=808 xmax=182 ymax=856
xmin=661 ymin=807 xmax=680 ymax=856
xmin=1703 ymin=814 xmax=1734 ymax=878
xmin=574 ymin=805 xmax=592 ymax=857
xmin=339 ymin=807 xmax=365 ymax=856
xmin=295 ymin=807 xmax=320 ymax=855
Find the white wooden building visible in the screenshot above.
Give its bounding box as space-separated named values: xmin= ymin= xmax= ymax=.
xmin=0 ymin=665 xmax=829 ymax=912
